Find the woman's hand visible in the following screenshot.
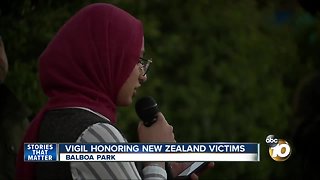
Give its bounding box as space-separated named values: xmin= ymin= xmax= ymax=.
xmin=138 ymin=112 xmax=175 ymax=143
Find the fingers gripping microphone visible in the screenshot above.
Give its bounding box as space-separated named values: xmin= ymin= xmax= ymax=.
xmin=135 ymin=96 xmax=159 ymax=127
xmin=135 ymin=96 xmax=173 ymax=179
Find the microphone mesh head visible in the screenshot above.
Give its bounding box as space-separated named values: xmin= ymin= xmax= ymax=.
xmin=135 ymin=96 xmax=159 ymax=123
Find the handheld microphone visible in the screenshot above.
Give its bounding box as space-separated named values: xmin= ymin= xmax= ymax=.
xmin=135 ymin=96 xmax=173 ymax=179
xmin=135 ymin=96 xmax=159 ymax=127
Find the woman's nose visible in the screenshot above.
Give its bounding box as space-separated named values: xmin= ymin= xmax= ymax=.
xmin=139 ymin=74 xmax=147 ymax=84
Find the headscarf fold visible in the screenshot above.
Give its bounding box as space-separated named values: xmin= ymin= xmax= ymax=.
xmin=15 ymin=3 xmax=143 ymax=179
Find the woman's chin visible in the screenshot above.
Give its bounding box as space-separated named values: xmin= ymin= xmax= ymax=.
xmin=118 ymin=98 xmax=133 ymax=107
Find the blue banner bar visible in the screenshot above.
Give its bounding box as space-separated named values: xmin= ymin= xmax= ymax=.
xmin=58 ymin=143 xmax=259 ymax=153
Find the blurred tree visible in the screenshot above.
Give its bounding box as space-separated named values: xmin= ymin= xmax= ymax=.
xmin=119 ymin=0 xmax=303 ymax=179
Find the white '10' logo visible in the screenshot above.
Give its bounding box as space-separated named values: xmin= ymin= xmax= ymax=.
xmin=266 ymin=135 xmax=291 ymax=161
xmin=270 ymin=143 xmax=291 ymax=158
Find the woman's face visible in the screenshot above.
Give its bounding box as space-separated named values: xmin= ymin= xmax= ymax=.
xmin=116 ymin=39 xmax=147 ymax=106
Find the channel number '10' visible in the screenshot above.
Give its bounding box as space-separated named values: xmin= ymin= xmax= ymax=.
xmin=265 ymin=135 xmax=291 ymax=161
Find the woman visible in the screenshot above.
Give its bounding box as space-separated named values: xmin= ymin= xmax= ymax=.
xmin=15 ymin=3 xmax=176 ymax=179
xmin=0 ymin=36 xmax=8 ymax=82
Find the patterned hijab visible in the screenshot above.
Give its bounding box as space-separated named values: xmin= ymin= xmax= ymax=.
xmin=15 ymin=3 xmax=143 ymax=179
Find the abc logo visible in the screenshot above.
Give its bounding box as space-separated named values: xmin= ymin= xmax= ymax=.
xmin=265 ymin=135 xmax=291 ymax=161
xmin=265 ymin=135 xmax=278 ymax=147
